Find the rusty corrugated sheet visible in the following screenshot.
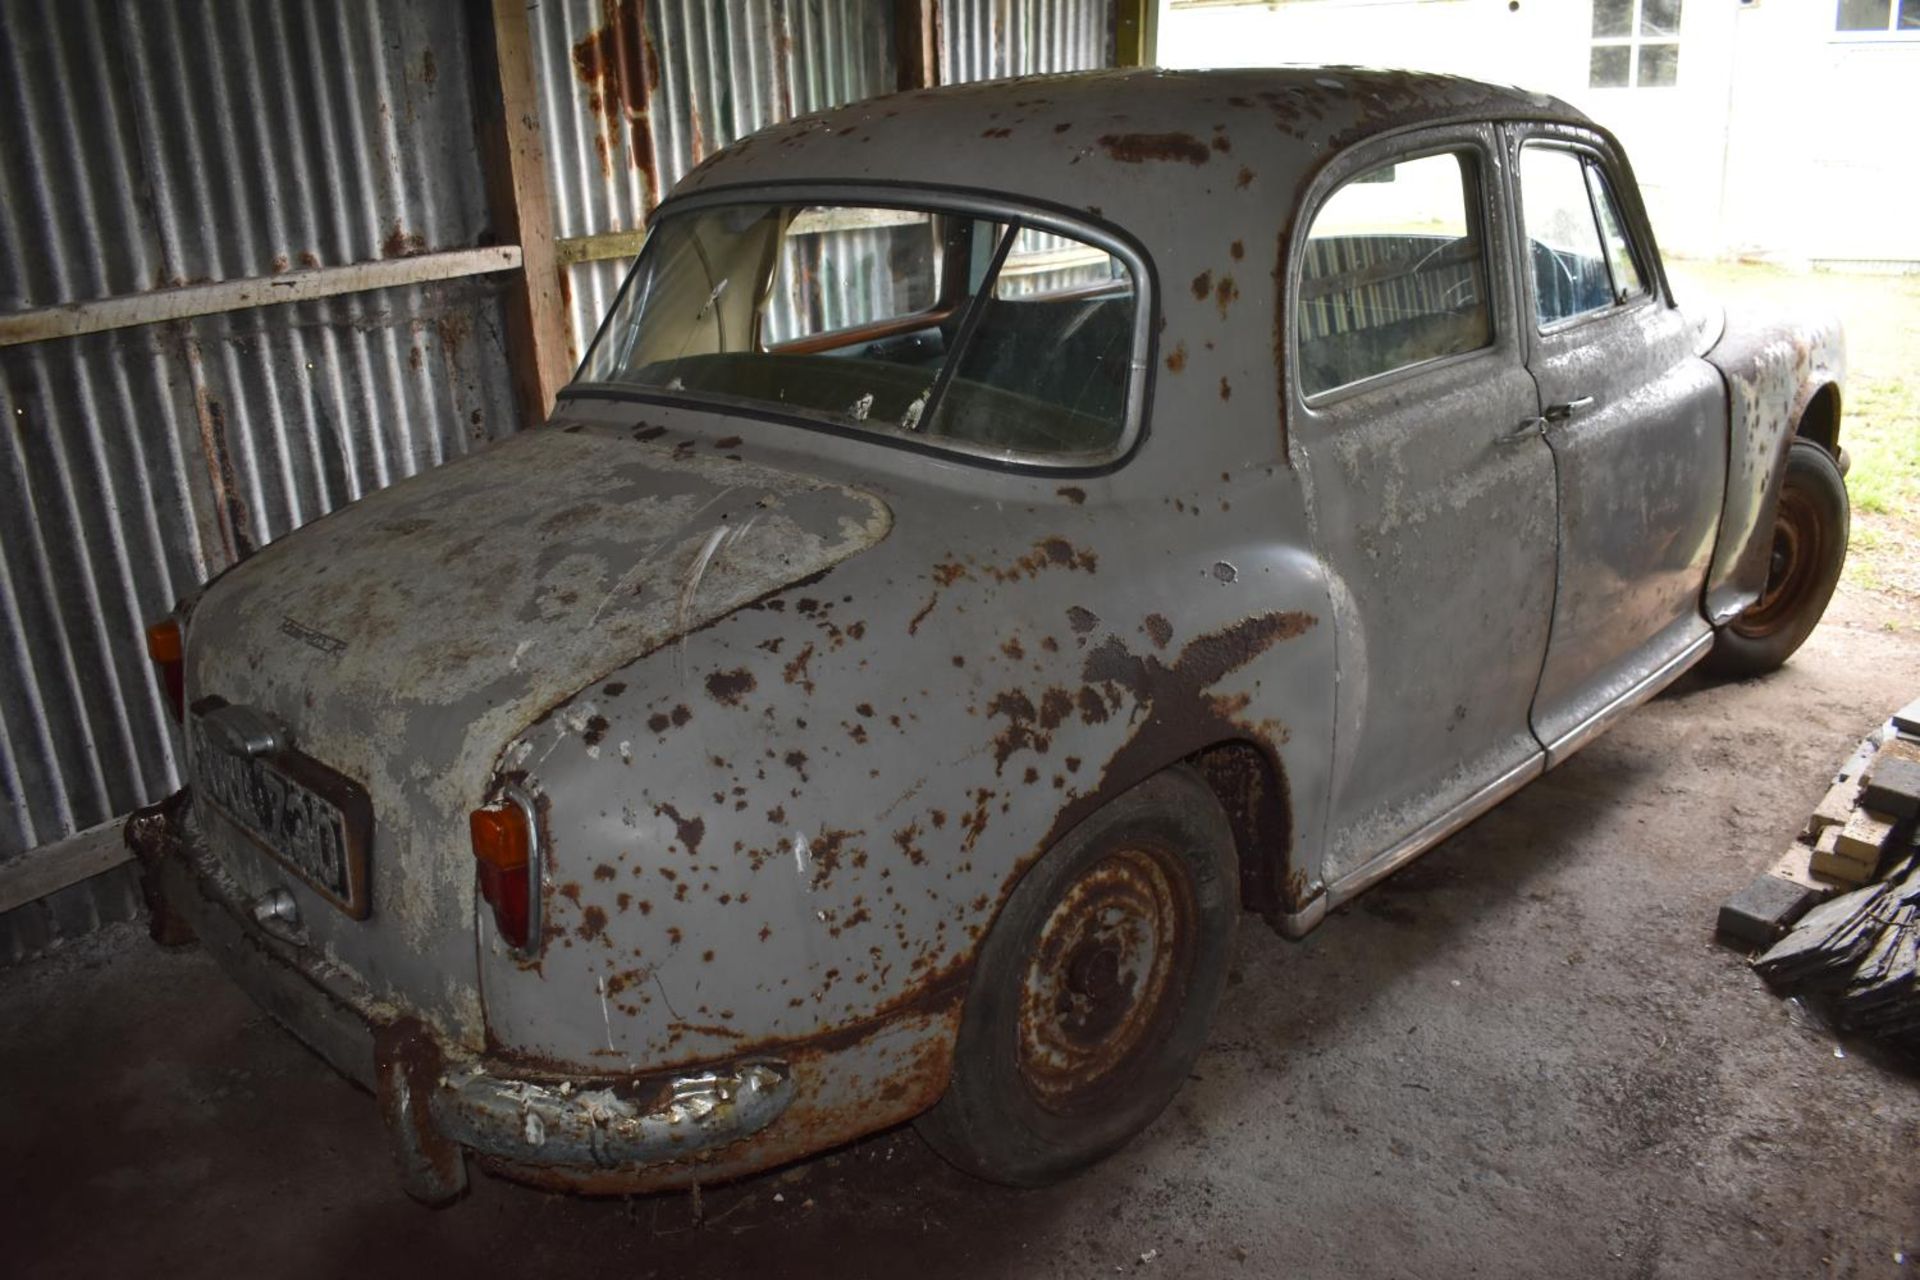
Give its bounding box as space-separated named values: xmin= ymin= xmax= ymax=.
xmin=530 ymin=0 xmax=1112 ymax=356
xmin=0 ymin=0 xmax=520 ymax=959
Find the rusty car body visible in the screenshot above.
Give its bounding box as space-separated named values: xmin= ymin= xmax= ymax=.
xmin=130 ymin=67 xmax=1848 ymax=1202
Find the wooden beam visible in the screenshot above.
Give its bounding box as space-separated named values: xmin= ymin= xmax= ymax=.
xmin=0 ymin=248 xmax=522 ymax=348
xmin=0 ymin=820 xmax=131 ymax=915
xmin=1115 ymin=0 xmax=1156 ymax=68
xmin=555 ymin=230 xmax=651 ymax=267
xmin=474 ymin=0 xmax=572 ymax=427
xmin=895 ymin=0 xmax=941 ymax=91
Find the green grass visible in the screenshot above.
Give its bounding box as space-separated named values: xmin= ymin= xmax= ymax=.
xmin=1843 ymin=377 xmax=1920 ymax=518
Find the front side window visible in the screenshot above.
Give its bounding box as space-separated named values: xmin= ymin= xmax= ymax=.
xmin=1520 ymin=146 xmax=1648 ymax=327
xmin=1590 ymin=0 xmax=1683 ymax=88
xmin=1296 ymin=149 xmax=1494 ymax=398
xmin=577 ymin=201 xmax=1141 ymax=463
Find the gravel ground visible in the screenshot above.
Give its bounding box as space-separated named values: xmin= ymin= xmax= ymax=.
xmin=4 ymin=583 xmax=1918 ymax=1280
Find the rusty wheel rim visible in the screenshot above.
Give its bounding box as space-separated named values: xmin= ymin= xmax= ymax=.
xmin=1732 ymin=487 xmax=1824 ymax=640
xmin=1015 ymin=844 xmax=1196 ymax=1114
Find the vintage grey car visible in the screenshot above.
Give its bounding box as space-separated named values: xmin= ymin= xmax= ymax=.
xmin=131 ymin=67 xmax=1848 ymax=1203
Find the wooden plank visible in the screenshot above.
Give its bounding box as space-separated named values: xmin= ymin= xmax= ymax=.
xmin=895 ymin=0 xmax=940 ymax=91
xmin=0 ymin=248 xmax=522 ymax=348
xmin=555 ymin=230 xmax=651 ymax=267
xmin=476 ymin=0 xmax=573 ymax=426
xmin=0 ymin=820 xmax=132 ymax=915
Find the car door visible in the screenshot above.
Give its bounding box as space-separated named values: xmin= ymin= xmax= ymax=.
xmin=1289 ymin=125 xmax=1557 ymax=894
xmin=1505 ymin=128 xmax=1727 ymax=761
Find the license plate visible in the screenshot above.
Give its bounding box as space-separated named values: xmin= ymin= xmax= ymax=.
xmin=190 ymin=710 xmax=373 ymax=919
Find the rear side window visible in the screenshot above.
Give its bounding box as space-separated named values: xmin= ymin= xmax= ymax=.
xmin=1520 ymin=145 xmax=1647 ymax=326
xmin=1296 ymin=150 xmax=1494 ymax=398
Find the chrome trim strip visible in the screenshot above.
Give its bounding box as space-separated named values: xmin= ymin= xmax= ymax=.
xmin=502 ymin=782 xmax=544 ymax=960
xmin=1325 ymin=751 xmax=1547 ymax=911
xmin=1542 ymin=630 xmax=1713 ymax=768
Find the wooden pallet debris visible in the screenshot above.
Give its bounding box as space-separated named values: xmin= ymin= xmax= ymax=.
xmin=1754 ymin=857 xmax=1920 ymax=1048
xmin=1729 ymin=697 xmax=1920 ymax=1052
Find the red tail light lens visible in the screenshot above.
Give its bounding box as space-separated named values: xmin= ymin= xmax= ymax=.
xmin=471 ymin=803 xmax=535 ymax=951
xmin=145 ymin=618 xmax=185 ymax=722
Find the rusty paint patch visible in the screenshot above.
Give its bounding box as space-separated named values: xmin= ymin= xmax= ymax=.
xmin=655 ymin=802 xmax=705 ymax=854
xmin=1215 ymin=275 xmax=1240 ymax=319
xmin=1097 ymin=131 xmax=1210 ymax=165
xmin=1144 ymin=614 xmax=1173 ymax=649
xmin=579 ymin=905 xmax=608 ymax=941
xmin=1066 ymin=605 xmax=1099 ymax=634
xmin=1165 ymin=343 xmax=1187 ymax=374
xmin=1191 ymin=270 xmax=1213 ymax=302
xmin=1220 ymin=376 xmax=1233 ymax=402
xmin=704 ymin=669 xmax=755 ymax=706
xmin=1057 ymin=485 xmax=1086 ymax=505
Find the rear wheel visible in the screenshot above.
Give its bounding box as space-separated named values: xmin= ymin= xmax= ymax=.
xmin=1705 ymin=439 xmax=1849 ymax=679
xmin=915 ymin=766 xmax=1237 ymax=1186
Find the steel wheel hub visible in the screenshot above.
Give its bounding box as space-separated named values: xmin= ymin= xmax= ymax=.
xmin=1015 ymin=845 xmax=1195 ymax=1113
xmin=1733 ymin=487 xmax=1824 ymax=640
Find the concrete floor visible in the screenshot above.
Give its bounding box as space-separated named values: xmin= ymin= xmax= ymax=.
xmin=6 ymin=584 xmax=1920 ymax=1280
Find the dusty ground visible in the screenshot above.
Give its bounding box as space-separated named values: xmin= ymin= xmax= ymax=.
xmin=7 ymin=263 xmax=1919 ymax=1277
xmin=4 ymin=580 xmax=1918 ymax=1279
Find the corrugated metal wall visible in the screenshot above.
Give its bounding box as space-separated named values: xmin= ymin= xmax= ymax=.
xmin=532 ymin=0 xmax=1112 ymax=358
xmin=0 ymin=0 xmax=519 ymax=961
xmin=1 ymin=0 xmax=1112 ymax=963
xmin=942 ymin=0 xmax=1111 ymax=84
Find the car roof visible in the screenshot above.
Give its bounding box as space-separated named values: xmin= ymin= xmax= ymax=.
xmin=669 ymin=66 xmax=1586 ymax=233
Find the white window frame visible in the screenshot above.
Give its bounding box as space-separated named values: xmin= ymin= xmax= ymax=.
xmin=1832 ymin=0 xmax=1920 ymax=40
xmin=1589 ymin=0 xmax=1683 ymax=90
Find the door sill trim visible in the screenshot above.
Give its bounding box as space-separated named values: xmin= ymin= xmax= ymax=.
xmin=1541 ymin=630 xmax=1712 ymax=769
xmin=1321 ymin=751 xmax=1546 ymax=914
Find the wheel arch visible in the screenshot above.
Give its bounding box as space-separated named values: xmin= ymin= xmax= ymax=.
xmin=1796 ymin=381 xmax=1842 ymax=457
xmin=1186 ymin=737 xmax=1298 ymax=920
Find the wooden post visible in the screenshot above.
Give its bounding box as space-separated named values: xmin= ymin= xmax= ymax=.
xmin=1115 ymin=0 xmax=1156 ymax=68
xmin=895 ymin=0 xmax=941 ymax=92
xmin=473 ymin=0 xmax=572 ymax=428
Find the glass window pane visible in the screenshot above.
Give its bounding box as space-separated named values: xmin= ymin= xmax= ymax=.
xmin=1638 ymin=42 xmax=1679 ymax=87
xmin=764 ymin=209 xmax=939 ymax=346
xmin=1837 ymin=0 xmax=1891 ymax=29
xmin=1296 ymin=151 xmax=1493 ymax=397
xmin=1590 ymin=45 xmax=1631 ymax=88
xmin=925 ymin=248 xmax=1137 ymax=457
xmin=1593 ymin=0 xmax=1633 ymax=36
xmin=1520 ymin=147 xmax=1614 ymax=326
xmin=1586 ymin=165 xmax=1647 ymax=303
xmin=1899 ymin=0 xmax=1919 ymax=29
xmin=1641 ymin=0 xmax=1682 ymax=36
xmin=580 ymin=205 xmax=1141 ymax=458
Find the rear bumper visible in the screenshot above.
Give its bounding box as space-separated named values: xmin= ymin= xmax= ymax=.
xmin=126 ymin=791 xmax=793 ymax=1204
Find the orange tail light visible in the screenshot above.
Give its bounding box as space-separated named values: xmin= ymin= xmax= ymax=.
xmin=471 ymin=801 xmax=537 ymax=951
xmin=145 ymin=618 xmax=185 ymax=721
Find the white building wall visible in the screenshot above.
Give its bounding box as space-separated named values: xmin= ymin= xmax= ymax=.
xmin=1158 ymin=0 xmax=1920 ymax=266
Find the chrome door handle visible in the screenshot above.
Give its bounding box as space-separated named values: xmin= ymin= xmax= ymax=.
xmin=1498 ymin=417 xmax=1545 ymax=445
xmin=1543 ymin=396 xmax=1595 ymax=422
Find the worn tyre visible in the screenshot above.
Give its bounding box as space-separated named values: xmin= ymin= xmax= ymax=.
xmin=1705 ymin=440 xmax=1849 ymax=679
xmin=915 ymin=766 xmax=1237 ymax=1187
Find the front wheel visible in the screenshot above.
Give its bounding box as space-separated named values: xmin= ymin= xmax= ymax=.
xmin=915 ymin=766 xmax=1238 ymax=1187
xmin=1705 ymin=439 xmax=1849 ymax=679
